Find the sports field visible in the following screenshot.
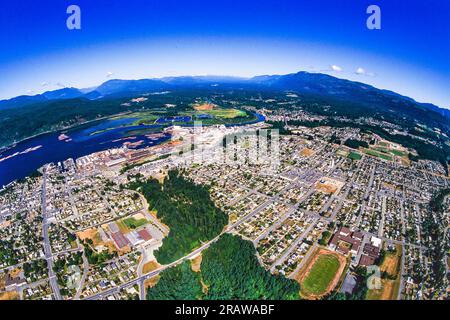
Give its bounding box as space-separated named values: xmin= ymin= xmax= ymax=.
xmin=296 ymin=248 xmax=347 ymax=298
xmin=302 ymin=254 xmax=340 ymax=295
xmin=348 ymin=151 xmax=362 ymax=160
xmin=123 ymin=216 xmax=147 ymax=229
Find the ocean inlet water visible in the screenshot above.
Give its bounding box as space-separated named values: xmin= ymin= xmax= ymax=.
xmin=0 ymin=117 xmax=170 ymax=187
xmin=0 ymin=112 xmax=265 ymax=187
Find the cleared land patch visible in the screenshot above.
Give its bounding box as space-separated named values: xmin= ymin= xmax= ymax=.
xmin=315 ymin=177 xmax=345 ymax=194
xmin=0 ymin=291 xmax=19 ymax=300
xmin=300 ymin=148 xmax=314 ymax=157
xmin=363 ymin=148 xmax=393 ymax=161
xmin=190 ymin=254 xmax=202 ymax=273
xmin=193 ymin=103 xmax=216 ymax=111
xmin=142 ymin=260 xmax=161 ymax=274
xmin=77 ymin=228 xmax=102 ymax=246
xmin=366 ymin=245 xmax=402 ymax=300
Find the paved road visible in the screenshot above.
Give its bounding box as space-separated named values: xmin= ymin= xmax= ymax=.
xmin=84 ymin=234 xmax=222 ymax=300
xmin=270 ymin=215 xmax=319 ymax=272
xmin=287 ymin=243 xmax=318 ymax=279
xmin=74 ymin=250 xmax=89 ymax=300
xmin=397 ymin=243 xmax=406 ymax=300
xmin=41 ymin=171 xmax=62 ymax=300
xmin=84 ymin=198 xmax=288 ymax=300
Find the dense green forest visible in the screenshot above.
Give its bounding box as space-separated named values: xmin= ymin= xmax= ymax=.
xmin=127 ymin=170 xmax=228 ymax=264
xmin=421 ymin=189 xmax=450 ymax=294
xmin=0 ymin=91 xmax=200 ymax=147
xmin=0 ymin=98 xmax=131 ymax=147
xmin=147 ymin=261 xmax=204 ymax=300
xmin=343 ymin=139 xmax=369 ymax=149
xmin=265 ymin=121 xmax=291 ymax=135
xmin=147 ymin=234 xmax=300 ymax=300
xmin=201 ymin=234 xmax=300 ymax=299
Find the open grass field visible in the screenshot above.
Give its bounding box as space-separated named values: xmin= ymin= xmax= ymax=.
xmin=114 ymin=219 xmax=130 ymax=234
xmin=336 ymin=149 xmax=349 ymax=157
xmin=296 ymin=248 xmax=347 ymax=299
xmin=389 ymin=149 xmax=407 ymax=157
xmin=200 ymin=108 xmax=247 ymax=119
xmin=363 ymin=149 xmax=393 ymax=161
xmin=348 ymin=151 xmax=362 ymax=160
xmin=374 ymin=146 xmax=390 ymax=154
xmin=123 ymin=216 xmax=147 ymax=230
xmin=301 ymin=254 xmax=340 ymax=295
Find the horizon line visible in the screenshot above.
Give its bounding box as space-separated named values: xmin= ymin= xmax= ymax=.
xmin=1 ymin=70 xmax=448 ymax=110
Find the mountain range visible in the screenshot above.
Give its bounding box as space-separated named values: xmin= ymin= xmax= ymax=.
xmin=1 ymin=71 xmax=449 ymax=127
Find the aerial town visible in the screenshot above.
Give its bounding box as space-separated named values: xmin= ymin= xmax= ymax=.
xmin=0 ymin=105 xmax=448 ymax=301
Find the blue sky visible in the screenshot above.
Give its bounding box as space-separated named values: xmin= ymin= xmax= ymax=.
xmin=0 ymin=0 xmax=449 ymax=108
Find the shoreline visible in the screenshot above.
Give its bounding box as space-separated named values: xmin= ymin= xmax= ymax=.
xmin=0 ymin=110 xmax=264 ymax=153
xmin=0 ymin=111 xmax=133 ymax=153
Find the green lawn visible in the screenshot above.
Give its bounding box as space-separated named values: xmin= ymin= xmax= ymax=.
xmin=201 ymin=108 xmax=247 ymax=119
xmin=302 ymin=254 xmax=341 ymax=296
xmin=123 ymin=217 xmax=147 ymax=229
xmin=348 ymin=151 xmax=362 ymax=160
xmin=389 ymin=149 xmax=407 ymax=157
xmin=364 ymin=149 xmax=393 ymax=161
xmin=374 ymin=147 xmax=390 ymax=154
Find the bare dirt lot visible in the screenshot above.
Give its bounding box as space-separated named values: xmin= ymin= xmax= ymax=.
xmin=193 ymin=103 xmax=216 ymax=111
xmin=77 ymin=228 xmax=102 ymax=246
xmin=190 ymin=254 xmax=202 ymax=273
xmin=367 ymin=245 xmax=402 ymax=300
xmin=315 ymin=177 xmax=345 ymax=194
xmin=300 ymin=148 xmax=314 ymax=157
xmin=0 ymin=291 xmax=19 ymax=300
xmin=142 ymin=260 xmax=161 ymax=274
xmin=144 ymin=275 xmax=161 ymax=289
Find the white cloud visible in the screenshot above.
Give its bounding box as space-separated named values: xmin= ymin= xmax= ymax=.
xmin=40 ymin=82 xmax=49 ymax=87
xmin=330 ymin=65 xmax=342 ymax=72
xmin=56 ymin=82 xmax=66 ymax=88
xmin=355 ymin=67 xmax=376 ymax=77
xmin=106 ymin=71 xmax=114 ymax=78
xmin=355 ymin=67 xmax=366 ymax=75
xmin=27 ymin=90 xmax=35 ymax=95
